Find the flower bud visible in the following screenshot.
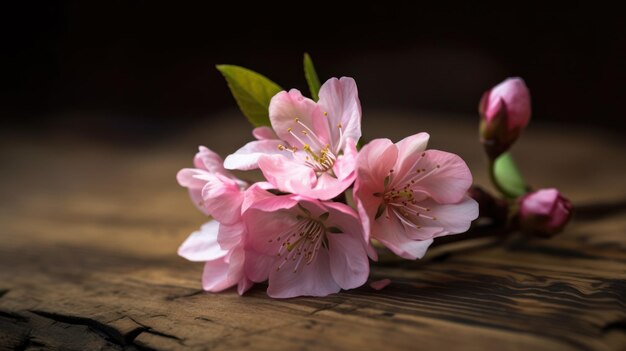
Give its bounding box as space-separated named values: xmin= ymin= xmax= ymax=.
xmin=479 ymin=77 xmax=531 ymax=159
xmin=518 ymin=188 xmax=572 ymax=237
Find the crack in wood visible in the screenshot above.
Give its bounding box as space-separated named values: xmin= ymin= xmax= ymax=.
xmin=164 ymin=289 xmax=204 ymax=301
xmin=23 ymin=310 xmax=170 ymax=350
xmin=128 ymin=316 xmax=185 ymax=344
xmin=30 ymin=310 xmax=129 ymax=344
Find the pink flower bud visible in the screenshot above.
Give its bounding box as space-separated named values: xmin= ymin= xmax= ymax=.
xmin=479 ymin=77 xmax=531 ymax=159
xmin=518 ymin=188 xmax=572 ymax=237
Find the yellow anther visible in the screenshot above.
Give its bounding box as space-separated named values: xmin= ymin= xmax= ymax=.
xmin=295 ymin=117 xmax=300 ymax=122
xmin=287 ymin=127 xmax=292 ymax=132
xmin=278 ymin=144 xmax=285 ymax=150
xmin=301 ymin=130 xmax=308 ymax=135
xmin=337 ymin=123 xmax=342 ymax=129
xmin=324 ymin=112 xmax=328 ymax=116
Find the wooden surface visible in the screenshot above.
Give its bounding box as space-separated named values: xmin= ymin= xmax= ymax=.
xmin=1 ymin=111 xmax=625 ymax=351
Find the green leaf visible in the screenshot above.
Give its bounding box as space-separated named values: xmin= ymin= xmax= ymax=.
xmin=216 ymin=65 xmax=282 ymax=127
xmin=492 ymin=152 xmax=527 ymax=198
xmin=303 ymin=53 xmax=321 ymax=101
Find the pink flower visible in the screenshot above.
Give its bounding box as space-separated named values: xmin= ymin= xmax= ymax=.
xmin=224 ymin=77 xmax=361 ymax=200
xmin=176 ymin=146 xmax=247 ymax=223
xmin=177 ymin=146 xmax=279 ymax=249
xmin=519 ymin=188 xmax=572 ymax=237
xmin=242 ymin=195 xmax=369 ymax=298
xmin=354 ymin=133 xmax=479 ymax=260
xmin=178 ymin=220 xmax=253 ymax=295
xmin=479 ymin=77 xmax=531 ymax=158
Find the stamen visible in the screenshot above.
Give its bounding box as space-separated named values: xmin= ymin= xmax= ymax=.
xmin=273 ymin=216 xmax=328 ymax=273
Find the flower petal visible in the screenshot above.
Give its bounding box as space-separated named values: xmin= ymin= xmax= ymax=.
xmin=328 ymin=232 xmax=369 ymax=290
xmin=202 ymin=175 xmax=244 ymax=224
xmin=217 ymin=221 xmax=245 ymax=250
xmin=267 ymin=249 xmax=340 ymax=298
xmin=258 ymin=155 xmax=317 ymax=196
xmin=307 ymin=171 xmax=355 ymax=201
xmin=176 ymin=168 xmax=209 ymax=189
xmin=372 ymin=218 xmax=433 ymax=260
xmin=178 ymin=221 xmax=228 ymax=262
xmin=411 ymin=149 xmax=473 ymax=204
xmin=244 ymin=207 xmax=298 ymax=255
xmin=269 ymin=89 xmax=327 ymax=148
xmin=237 ymin=277 xmax=254 ymax=295
xmin=194 ymin=146 xmax=229 ymax=175
xmin=317 ymin=77 xmax=362 ymax=150
xmin=224 ymin=139 xmax=286 ymax=171
xmin=370 ymin=279 xmax=391 ymax=290
xmin=358 ymin=138 xmax=398 ymax=186
xmin=244 ymin=250 xmax=275 ymax=283
xmin=201 ymin=259 xmax=232 ymax=292
xmin=393 ymin=132 xmax=430 ymax=179
xmin=252 ymin=126 xmax=278 ymax=140
xmin=420 ymin=196 xmax=479 ymax=237
xmin=332 ymin=139 xmax=358 ymax=180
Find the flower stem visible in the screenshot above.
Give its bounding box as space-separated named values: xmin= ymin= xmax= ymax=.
xmin=488 ymin=158 xmax=520 ymax=199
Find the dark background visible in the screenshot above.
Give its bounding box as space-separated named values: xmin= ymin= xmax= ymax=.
xmin=3 ymin=2 xmax=625 ymax=142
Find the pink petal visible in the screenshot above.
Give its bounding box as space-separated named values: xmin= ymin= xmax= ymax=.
xmin=328 ymin=231 xmax=369 ymax=290
xmin=410 ymin=149 xmax=473 ymax=204
xmin=201 ymin=247 xmax=245 ymax=293
xmin=201 ymin=259 xmax=232 ymax=292
xmin=358 ymin=138 xmax=398 ymax=186
xmin=521 ymin=188 xmax=560 ymax=216
xmin=353 ymin=182 xmax=379 ymax=243
xmin=370 ymin=278 xmax=391 ymax=291
xmin=332 ymin=139 xmax=358 ymax=180
xmin=317 ymin=77 xmax=362 ymax=149
xmin=178 ymin=221 xmax=227 ymax=262
xmin=257 ymin=154 xmax=317 ymax=195
xmin=176 ymin=168 xmax=209 ymax=189
xmin=194 ymin=146 xmax=229 ymax=175
xmin=420 ymin=196 xmax=479 ymax=237
xmin=201 ymin=175 xmax=244 ymax=224
xmin=237 ymin=277 xmax=254 ymax=295
xmin=267 ymin=249 xmax=340 ymax=298
xmin=252 ymin=126 xmax=278 ymax=140
xmin=217 ymin=221 xmax=245 ymax=250
xmin=244 ymin=250 xmax=275 ymax=283
xmin=187 ymin=187 xmax=209 ymax=215
xmin=393 ymin=133 xmax=430 ymax=179
xmin=372 ymin=218 xmax=434 ymax=260
xmin=241 ymin=182 xmax=275 ymax=214
xmin=223 ymin=139 xmax=286 ymax=171
xmin=244 ymin=207 xmax=299 ymax=255
xmin=307 ymin=171 xmax=355 ymax=201
xmin=488 ymin=77 xmax=531 ymax=129
xmin=323 ymin=201 xmax=370 ymax=288
xmin=269 ymin=89 xmax=328 ymax=148
xmin=247 ymin=192 xmax=299 ymax=213
xmin=354 ymin=139 xmax=398 ymax=242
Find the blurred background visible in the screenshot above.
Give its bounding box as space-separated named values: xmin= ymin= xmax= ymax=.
xmin=3 ymin=1 xmax=625 ymax=144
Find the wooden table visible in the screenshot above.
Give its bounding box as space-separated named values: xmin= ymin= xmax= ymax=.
xmin=1 ymin=112 xmax=625 ymax=351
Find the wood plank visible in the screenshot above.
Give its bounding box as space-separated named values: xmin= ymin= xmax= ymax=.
xmin=1 ymin=112 xmax=625 ymax=350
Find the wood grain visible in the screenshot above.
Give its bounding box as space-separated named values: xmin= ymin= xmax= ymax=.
xmin=1 ymin=112 xmax=625 ymax=351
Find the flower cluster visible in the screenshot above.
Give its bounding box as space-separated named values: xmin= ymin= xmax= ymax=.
xmin=177 ymin=77 xmax=478 ymax=298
